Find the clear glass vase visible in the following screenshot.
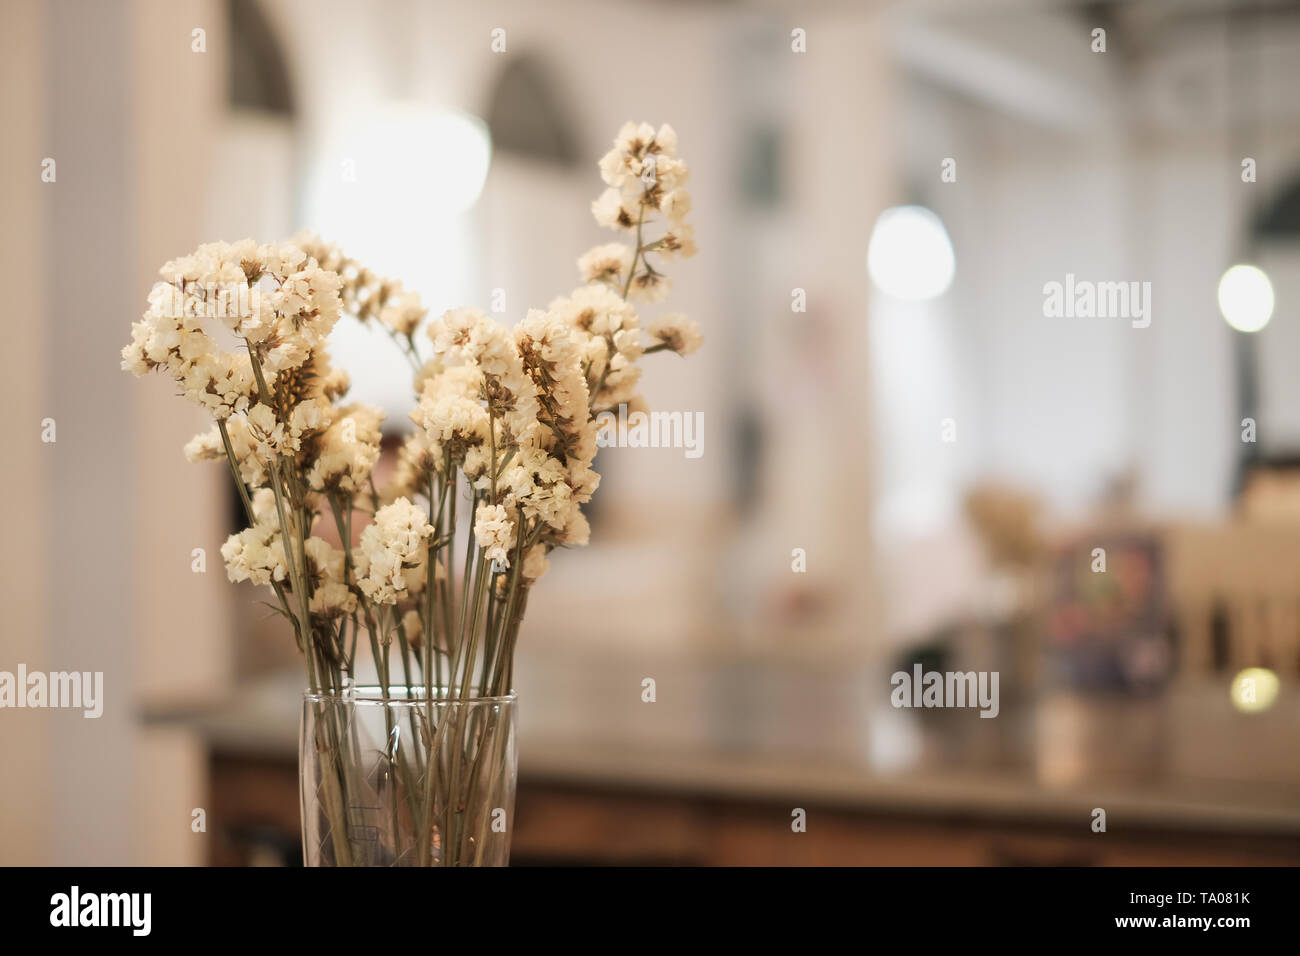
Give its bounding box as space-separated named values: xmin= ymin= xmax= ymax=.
xmin=300 ymin=686 xmax=517 ymax=867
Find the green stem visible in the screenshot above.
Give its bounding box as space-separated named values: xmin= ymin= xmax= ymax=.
xmin=458 ymin=553 xmax=492 ymax=700
xmin=621 ymin=201 xmax=647 ymax=300
xmin=216 ymin=418 xmax=254 ymax=520
xmin=450 ymin=490 xmax=478 ymax=688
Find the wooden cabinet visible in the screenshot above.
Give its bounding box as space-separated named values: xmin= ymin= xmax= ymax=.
xmin=207 ymin=751 xmax=1300 ymax=867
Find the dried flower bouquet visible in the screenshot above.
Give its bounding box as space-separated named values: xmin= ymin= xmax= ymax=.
xmin=121 ymin=122 xmax=700 ymax=865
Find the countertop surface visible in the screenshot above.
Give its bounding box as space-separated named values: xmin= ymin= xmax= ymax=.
xmin=158 ymin=658 xmax=1300 ymax=837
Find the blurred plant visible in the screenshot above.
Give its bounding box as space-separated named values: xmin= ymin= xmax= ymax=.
xmin=964 ymin=484 xmax=1044 ymax=570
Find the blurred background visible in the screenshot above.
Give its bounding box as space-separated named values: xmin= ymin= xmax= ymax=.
xmin=4 ymin=0 xmax=1300 ymax=865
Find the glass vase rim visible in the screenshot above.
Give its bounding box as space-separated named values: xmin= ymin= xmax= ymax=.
xmin=302 ymin=684 xmax=517 ymax=705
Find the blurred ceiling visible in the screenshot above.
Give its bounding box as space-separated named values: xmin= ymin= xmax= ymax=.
xmin=893 ymin=0 xmax=1300 ymax=134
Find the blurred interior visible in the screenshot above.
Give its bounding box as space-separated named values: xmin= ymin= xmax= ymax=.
xmin=4 ymin=0 xmax=1300 ymax=865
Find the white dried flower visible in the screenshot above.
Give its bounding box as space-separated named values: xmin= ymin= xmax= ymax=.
xmin=401 ymin=609 xmax=424 ymax=647
xmin=578 ymin=243 xmax=634 ymax=286
xmin=123 ymin=238 xmax=347 ymax=426
xmin=653 ymin=122 xmax=678 ymax=156
xmin=250 ymin=487 xmax=278 ymax=524
xmin=219 ymin=416 xmax=268 ymax=487
xmin=592 ymin=188 xmax=636 ymax=231
xmin=356 ymin=497 xmax=435 ymax=605
xmin=410 ymin=378 xmax=491 ymax=467
xmin=300 ymin=535 xmax=356 ymax=618
xmin=221 ymin=521 xmax=288 ymax=587
xmin=288 ymin=396 xmax=333 ymax=447
xmin=183 ymin=427 xmax=224 ymax=463
xmin=321 ymin=363 xmax=351 ymax=401
xmin=522 ymin=543 xmax=550 ymax=582
xmin=515 ymin=309 xmax=600 ymax=500
xmin=292 ymin=231 xmax=428 ymax=336
xmin=304 ymin=536 xmax=346 ymax=582
xmin=646 ymin=313 xmax=703 ymax=356
xmin=627 ymin=271 xmax=671 ymax=304
xmin=308 ymin=404 xmax=385 ymax=494
xmin=246 ymin=403 xmax=288 ymax=458
xmin=550 ymin=500 xmax=590 ymax=547
xmin=386 ymin=430 xmax=438 ymax=502
xmin=310 ymin=581 xmax=356 ymax=618
xmin=426 ymin=307 xmax=538 ymax=440
xmin=474 ymin=503 xmax=516 ymax=568
xmin=660 ymin=188 xmax=691 ymax=223
xmin=379 ymin=291 xmax=426 ymax=337
xmin=549 ymin=283 xmax=638 ymax=338
xmin=653 ymin=223 xmax=696 ymax=260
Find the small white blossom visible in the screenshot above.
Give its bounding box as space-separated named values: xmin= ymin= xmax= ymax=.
xmin=522 ymin=543 xmax=550 ymax=582
xmin=646 ymin=313 xmax=703 ymax=356
xmin=308 ymin=404 xmax=385 ymax=493
xmin=474 ymin=503 xmax=516 ymax=568
xmin=221 ymin=521 xmax=288 ymax=586
xmin=246 ymin=403 xmax=288 ymax=458
xmin=183 ymin=427 xmax=223 ymax=463
xmin=592 ymin=188 xmax=635 ymax=231
xmin=356 ymin=497 xmax=435 ymax=605
xmin=578 ymin=243 xmax=634 ymax=286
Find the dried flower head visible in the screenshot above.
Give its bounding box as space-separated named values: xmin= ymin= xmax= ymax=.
xmin=355 ymin=497 xmax=436 ymax=605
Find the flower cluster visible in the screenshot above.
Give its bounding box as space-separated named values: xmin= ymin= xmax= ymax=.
xmin=121 ymin=240 xmax=343 ymax=421
xmin=123 ymin=122 xmax=702 ymax=703
xmin=355 ymin=497 xmax=435 ymax=605
xmin=589 ymin=122 xmax=697 ymax=303
xmin=292 ymin=232 xmax=429 ymax=338
xmin=579 ymin=122 xmax=702 ymax=413
xmin=307 ymin=404 xmax=384 ymax=494
xmin=220 ymin=520 xmax=287 ymax=587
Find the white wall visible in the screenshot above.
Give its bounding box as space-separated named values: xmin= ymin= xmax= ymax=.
xmin=0 ymin=0 xmax=51 ymax=867
xmin=0 ymin=0 xmax=225 ymax=866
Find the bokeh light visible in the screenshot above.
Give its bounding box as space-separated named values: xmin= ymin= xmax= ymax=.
xmin=1218 ymin=264 xmax=1275 ymax=333
xmin=867 ymin=205 xmax=956 ymax=301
